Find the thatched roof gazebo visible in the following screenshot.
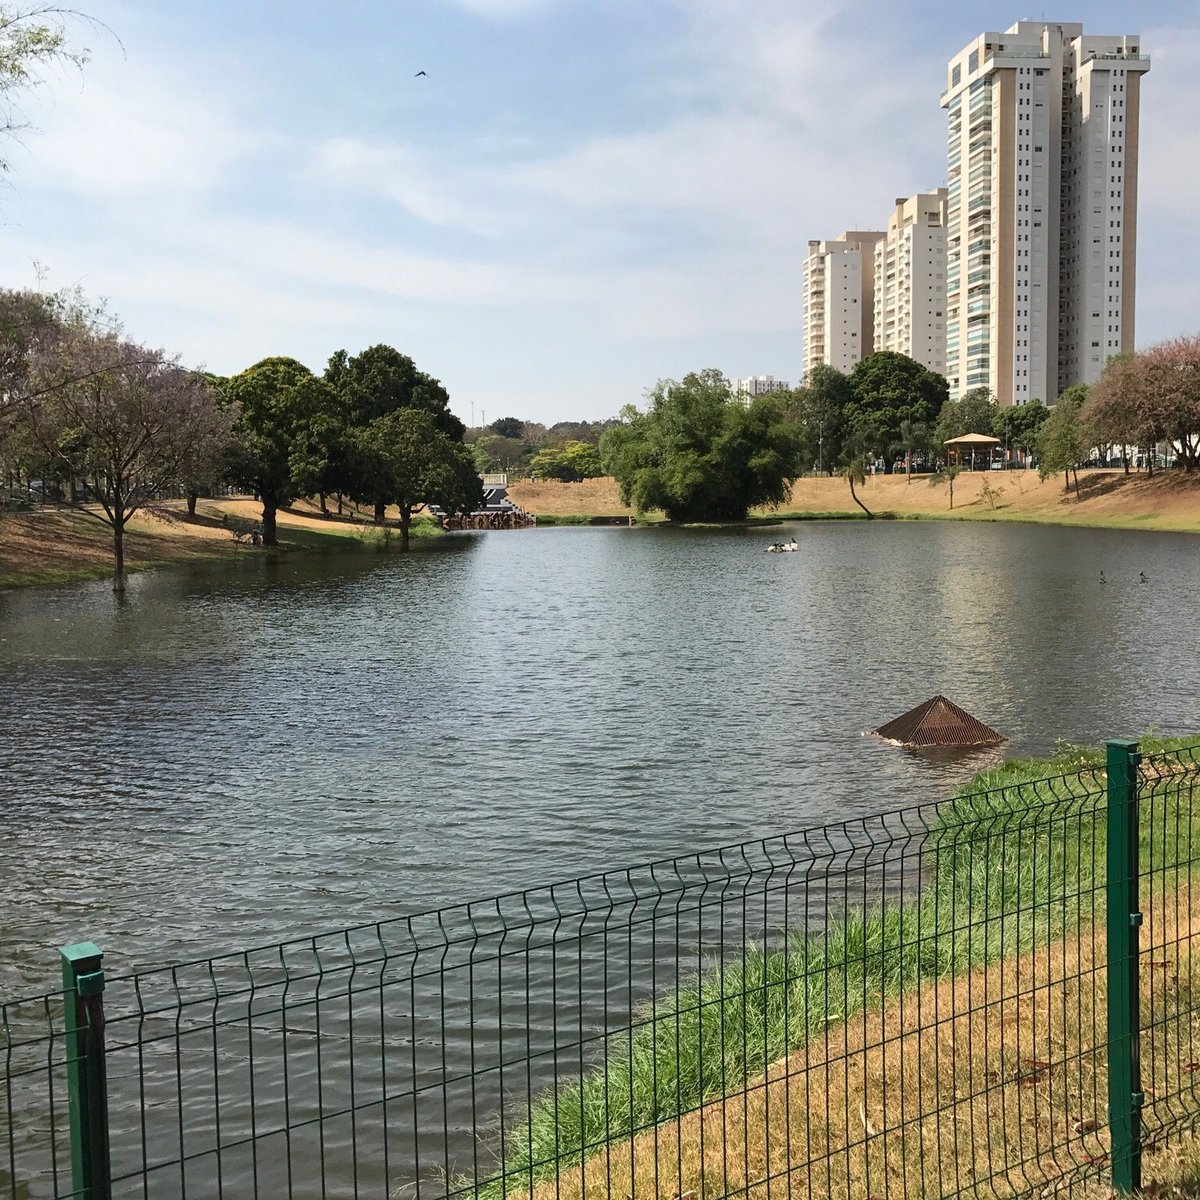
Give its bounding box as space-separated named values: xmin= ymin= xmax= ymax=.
xmin=944 ymin=432 xmax=1002 ymax=469
xmin=873 ymin=695 xmax=1005 ymax=748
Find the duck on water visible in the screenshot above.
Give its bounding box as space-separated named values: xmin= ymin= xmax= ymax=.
xmin=765 ymin=538 xmax=797 ymax=553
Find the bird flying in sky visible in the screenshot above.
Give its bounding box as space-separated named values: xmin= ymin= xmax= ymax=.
xmin=414 ymin=70 xmax=427 ymax=77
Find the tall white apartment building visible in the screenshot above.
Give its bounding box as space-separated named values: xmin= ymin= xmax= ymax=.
xmin=942 ymin=22 xmax=1148 ymax=405
xmin=730 ymin=375 xmax=791 ymax=402
xmin=874 ymin=190 xmax=948 ymax=374
xmin=802 ymin=231 xmax=884 ymax=376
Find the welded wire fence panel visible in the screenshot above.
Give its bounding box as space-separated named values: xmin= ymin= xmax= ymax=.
xmin=5 ymin=749 xmax=1200 ymax=1199
xmin=1138 ymin=744 xmax=1200 ymax=1154
xmin=0 ymin=989 xmax=81 ymax=1200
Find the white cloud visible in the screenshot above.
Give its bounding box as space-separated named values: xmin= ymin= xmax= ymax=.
xmin=313 ymin=138 xmax=501 ymax=237
xmin=444 ymin=0 xmax=561 ymax=16
xmin=13 ymin=50 xmax=257 ymax=203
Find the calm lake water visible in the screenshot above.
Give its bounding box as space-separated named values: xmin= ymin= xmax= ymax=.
xmin=0 ymin=520 xmax=1196 ymax=998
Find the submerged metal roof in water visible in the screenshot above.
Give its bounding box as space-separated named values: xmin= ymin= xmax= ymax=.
xmin=873 ymin=695 xmax=1005 ymax=748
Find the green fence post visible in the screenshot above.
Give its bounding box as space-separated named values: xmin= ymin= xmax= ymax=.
xmin=1106 ymin=738 xmax=1143 ymax=1194
xmin=61 ymin=942 xmax=111 ymax=1200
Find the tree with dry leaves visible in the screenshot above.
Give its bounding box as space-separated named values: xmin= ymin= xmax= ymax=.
xmin=18 ymin=328 xmax=235 ymax=591
xmin=1140 ymin=336 xmax=1200 ymax=472
xmin=1082 ymin=354 xmax=1157 ymax=476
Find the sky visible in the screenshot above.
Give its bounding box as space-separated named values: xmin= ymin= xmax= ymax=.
xmin=1 ymin=0 xmax=1197 ymax=428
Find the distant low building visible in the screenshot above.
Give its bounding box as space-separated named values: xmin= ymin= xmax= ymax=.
xmin=730 ymin=375 xmax=791 ymax=402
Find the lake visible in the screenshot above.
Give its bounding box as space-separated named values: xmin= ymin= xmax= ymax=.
xmin=0 ymin=520 xmax=1194 ymax=999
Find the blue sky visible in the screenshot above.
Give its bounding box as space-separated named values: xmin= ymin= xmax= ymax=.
xmin=1 ymin=0 xmax=1197 ymax=426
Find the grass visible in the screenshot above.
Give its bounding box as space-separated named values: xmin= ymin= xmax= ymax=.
xmin=478 ymin=737 xmax=1200 ymax=1200
xmin=0 ymin=504 xmax=447 ymax=589
xmin=527 ymin=514 xmax=593 ymax=526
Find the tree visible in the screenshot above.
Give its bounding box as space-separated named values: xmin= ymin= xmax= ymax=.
xmin=892 ymin=419 xmax=931 ymax=482
xmin=600 ymin=369 xmax=802 ymax=522
xmin=788 ymin=364 xmax=852 ymax=473
xmin=1082 ymin=357 xmax=1147 ymax=475
xmin=326 ymin=344 xmax=464 ymax=519
xmin=928 ymin=464 xmax=961 ymax=510
xmin=488 ymin=416 xmax=523 ymax=440
xmin=846 ymin=352 xmax=947 ymax=472
xmin=0 ymin=5 xmax=93 ymax=172
xmin=992 ymin=399 xmax=1047 ymax=464
xmin=1038 ymin=388 xmax=1088 ymax=494
xmin=0 ymin=288 xmax=60 ymax=421
xmin=288 ymin=393 xmax=349 ymax=514
xmin=934 ymin=388 xmax=997 ymax=451
xmin=18 ymin=328 xmax=233 ymax=590
xmin=225 ymin=357 xmax=333 ymax=545
xmin=529 ymin=439 xmax=603 ymax=482
xmin=1139 ymin=337 xmax=1200 ymax=472
xmin=837 ymin=433 xmax=872 ymax=518
xmin=352 ymin=409 xmax=483 ymax=543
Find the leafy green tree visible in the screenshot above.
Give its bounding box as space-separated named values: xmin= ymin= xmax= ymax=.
xmin=326 ymin=344 xmax=464 ymax=519
xmin=530 ymin=439 xmax=603 ymax=482
xmin=789 ymin=365 xmax=852 ymax=473
xmin=934 ymin=387 xmax=996 ymax=452
xmin=226 ymin=357 xmax=334 ymax=544
xmin=352 ymin=409 xmax=483 ymax=543
xmin=289 ymin=399 xmax=349 ymax=515
xmin=469 ymin=432 xmax=530 ymax=474
xmin=488 ymin=416 xmax=523 ymax=439
xmin=891 ymin=419 xmax=931 ymax=482
xmin=19 ymin=328 xmax=233 ymax=590
xmin=846 ymin=352 xmax=947 ymax=472
xmin=600 ymin=369 xmax=802 ymax=522
xmin=1038 ymin=387 xmax=1088 ymax=494
xmin=992 ymin=399 xmax=1047 ymax=463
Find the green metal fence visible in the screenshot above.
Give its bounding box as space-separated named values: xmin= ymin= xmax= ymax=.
xmin=3 ymin=739 xmax=1200 ymax=1198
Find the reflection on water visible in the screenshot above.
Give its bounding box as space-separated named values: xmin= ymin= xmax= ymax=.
xmin=0 ymin=522 xmax=1195 ymax=998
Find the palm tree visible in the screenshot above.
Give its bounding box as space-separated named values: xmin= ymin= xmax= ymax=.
xmin=929 ymin=464 xmax=961 ymax=509
xmin=893 ymin=419 xmax=930 ymax=483
xmin=838 ymin=438 xmax=873 ymax=518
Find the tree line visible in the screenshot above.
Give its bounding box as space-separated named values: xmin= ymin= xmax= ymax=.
xmin=597 ymin=336 xmax=1200 ymax=523
xmin=467 ymin=417 xmax=613 ymax=481
xmin=0 ymin=289 xmax=481 ymax=590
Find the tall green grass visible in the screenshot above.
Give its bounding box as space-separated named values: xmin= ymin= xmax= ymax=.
xmin=481 ymin=737 xmax=1200 ymax=1198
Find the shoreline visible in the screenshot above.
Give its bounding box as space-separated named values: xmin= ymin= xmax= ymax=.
xmin=0 ymin=498 xmax=443 ymax=591
xmin=482 ymin=736 xmax=1200 ymax=1200
xmin=509 ymin=468 xmax=1200 ymax=536
xmin=5 ymin=468 xmax=1200 ymax=590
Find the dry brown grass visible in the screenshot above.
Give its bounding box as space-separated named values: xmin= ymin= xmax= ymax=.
xmin=0 ymin=498 xmax=388 ymax=586
xmin=521 ymin=890 xmax=1200 ymax=1200
xmin=506 ymin=470 xmax=1200 ymax=533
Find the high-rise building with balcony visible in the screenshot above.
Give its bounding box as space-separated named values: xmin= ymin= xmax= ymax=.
xmin=802 ymin=231 xmax=885 ymax=376
xmin=942 ymin=22 xmax=1148 ymax=405
xmin=874 ymin=190 xmax=949 ymax=374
